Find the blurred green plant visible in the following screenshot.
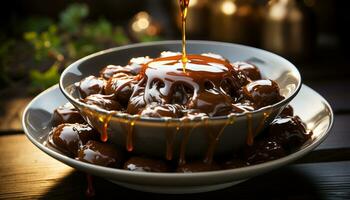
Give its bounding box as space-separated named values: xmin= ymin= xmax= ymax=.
xmin=0 ymin=3 xmax=162 ymax=94
xmin=59 ymin=3 xmax=88 ymax=34
xmin=29 ymin=62 xmax=61 ymax=91
xmin=24 ymin=25 xmax=62 ymax=62
xmin=22 ymin=17 xmax=53 ymax=33
xmin=22 ymin=3 xmax=135 ymax=93
xmin=0 ymin=37 xmax=15 ymax=86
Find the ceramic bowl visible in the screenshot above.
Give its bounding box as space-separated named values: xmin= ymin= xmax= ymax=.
xmin=59 ymin=40 xmax=301 ymax=159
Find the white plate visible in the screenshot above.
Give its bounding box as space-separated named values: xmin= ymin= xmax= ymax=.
xmin=22 ymin=84 xmax=333 ymax=194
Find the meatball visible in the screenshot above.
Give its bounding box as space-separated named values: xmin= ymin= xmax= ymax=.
xmin=244 ymin=139 xmax=286 ymax=164
xmin=241 ymin=79 xmax=284 ymax=109
xmin=99 ymin=65 xmax=134 ymax=80
xmin=187 ymin=89 xmax=234 ymax=117
xmin=76 ymin=75 xmax=105 ymax=98
xmin=144 ymin=79 xmax=167 ymax=104
xmin=124 ymin=156 xmax=171 ymax=172
xmin=268 ymin=116 xmax=311 ymax=151
xmin=83 ymin=94 xmax=122 ymax=111
xmin=48 ymin=123 xmax=99 ymax=156
xmin=234 ymin=61 xmax=261 ymax=81
xmin=51 ymin=103 xmax=85 ymax=126
xmin=279 ymin=105 xmax=294 ymax=117
xmin=126 ymin=88 xmax=146 ymax=115
xmin=220 ymin=78 xmax=242 ymax=99
xmin=104 ymin=74 xmax=135 ymax=106
xmin=127 ymin=56 xmax=152 ymax=75
xmin=232 ymin=67 xmax=250 ymax=87
xmin=171 ymin=84 xmax=193 ymax=105
xmin=77 ymin=140 xmax=124 ymax=167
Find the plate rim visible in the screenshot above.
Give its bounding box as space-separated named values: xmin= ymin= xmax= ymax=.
xmin=22 ymin=84 xmax=334 ymax=184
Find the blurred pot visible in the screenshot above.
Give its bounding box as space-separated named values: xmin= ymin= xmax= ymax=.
xmin=208 ymin=0 xmax=263 ymax=46
xmin=172 ymin=0 xmax=210 ymax=37
xmin=262 ymin=0 xmax=316 ymax=60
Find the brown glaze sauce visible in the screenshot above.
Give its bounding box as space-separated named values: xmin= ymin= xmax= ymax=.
xmin=47 ymin=103 xmax=312 ymax=174
xmin=98 ymin=111 xmax=116 ymax=142
xmin=246 ymin=109 xmax=272 ymax=146
xmin=125 ymin=118 xmax=138 ymax=152
xmin=179 ymin=0 xmax=190 ymax=70
xmin=204 ymin=117 xmax=231 ymax=164
xmin=246 ymin=113 xmax=254 ymax=146
xmin=165 ymin=120 xmax=179 ymax=161
xmin=178 ymin=119 xmax=191 ymax=166
xmin=136 ymin=54 xmax=239 ymax=114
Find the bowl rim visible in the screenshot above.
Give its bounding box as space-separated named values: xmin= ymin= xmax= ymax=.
xmin=59 ymin=40 xmax=302 ymax=122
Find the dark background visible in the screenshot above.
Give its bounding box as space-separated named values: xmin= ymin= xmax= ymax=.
xmin=0 ymin=0 xmax=350 ymax=110
xmin=0 ymin=1 xmax=350 ymax=199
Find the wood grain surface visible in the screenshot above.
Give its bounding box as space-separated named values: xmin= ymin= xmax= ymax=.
xmin=0 ymin=98 xmax=31 ymax=132
xmin=0 ymin=134 xmax=349 ymax=199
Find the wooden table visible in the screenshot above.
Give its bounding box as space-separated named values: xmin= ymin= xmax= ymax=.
xmin=1 ymin=77 xmax=350 ymax=199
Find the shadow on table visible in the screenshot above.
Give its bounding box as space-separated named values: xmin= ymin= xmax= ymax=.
xmin=40 ymin=166 xmax=325 ymax=200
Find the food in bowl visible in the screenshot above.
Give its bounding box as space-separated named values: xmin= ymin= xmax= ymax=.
xmin=73 ymin=52 xmax=284 ymax=118
xmin=46 ymin=103 xmax=312 ymax=172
